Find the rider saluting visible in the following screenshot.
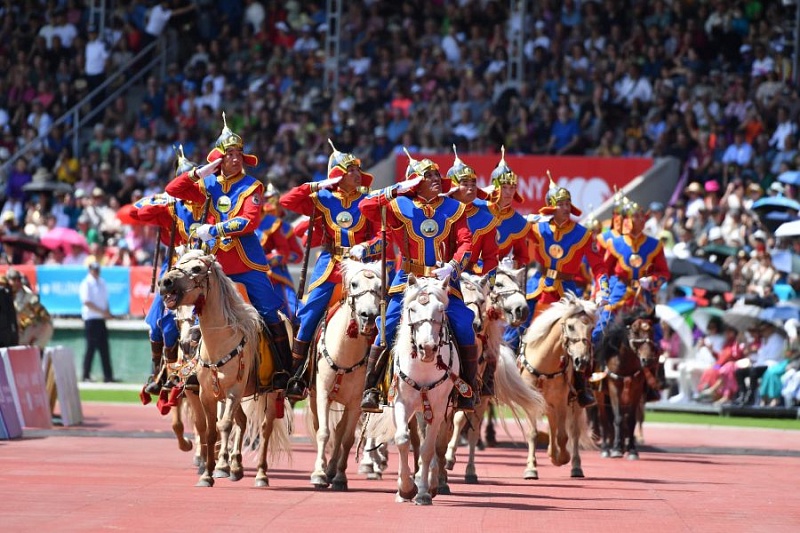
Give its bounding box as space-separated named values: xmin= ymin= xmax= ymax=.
xmin=166 ymin=113 xmax=293 ymax=392
xmin=358 ymin=151 xmax=479 ymax=413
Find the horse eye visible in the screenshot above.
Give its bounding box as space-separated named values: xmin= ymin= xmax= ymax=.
xmin=351 ymin=281 xmax=358 ymax=289
xmin=191 ymin=266 xmax=201 ymax=274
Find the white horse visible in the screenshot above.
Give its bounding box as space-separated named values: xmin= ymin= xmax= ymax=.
xmin=159 ymin=250 xmax=291 ymax=487
xmin=391 ymin=274 xmax=456 ymax=505
xmin=309 ymin=259 xmax=382 ymax=490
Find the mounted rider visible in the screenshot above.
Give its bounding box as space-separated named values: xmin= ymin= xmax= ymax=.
xmin=258 ymin=182 xmax=303 ymax=325
xmin=166 ymin=113 xmax=293 ymax=392
xmin=525 ymin=177 xmax=610 ymax=407
xmin=358 ymin=150 xmax=479 ymax=413
xmin=446 ymin=145 xmax=500 ymax=396
xmin=279 ymin=140 xmax=379 ymax=401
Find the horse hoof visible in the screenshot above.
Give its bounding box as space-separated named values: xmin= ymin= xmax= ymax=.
xmin=437 ymin=484 xmax=451 ymax=495
xmin=465 ymin=474 xmax=479 ymax=484
xmin=212 ymin=469 xmax=229 ymax=478
xmin=366 ymin=472 xmax=382 ymax=481
xmin=192 ymin=456 xmax=202 ymax=467
xmin=196 ymin=464 xmax=205 ymax=475
xmin=254 ymin=478 xmax=269 ymax=488
xmin=179 ymin=439 xmax=193 ymax=452
xmin=398 ymin=485 xmax=418 ymax=501
xmin=331 ymin=480 xmax=348 ymax=491
xmin=600 ymin=450 xmax=610 ymax=459
xmin=627 ymin=452 xmax=640 ymax=461
xmin=358 ymin=464 xmax=374 ymax=475
xmin=311 ymin=474 xmax=329 ymax=488
xmin=610 ymin=450 xmax=623 ymax=459
xmin=414 ymin=493 xmax=433 ymax=506
xmin=571 ymin=468 xmax=585 ymax=478
xmin=229 ymin=469 xmax=244 ymax=482
xmin=196 ymin=477 xmax=214 ymax=488
xmin=445 ymin=458 xmax=455 ymax=471
xmin=476 ymin=439 xmax=485 ymax=451
xmin=523 ymin=469 xmax=539 ymax=480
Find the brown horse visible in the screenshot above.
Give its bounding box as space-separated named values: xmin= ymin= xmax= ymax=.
xmin=519 ymin=293 xmax=597 ymax=478
xmin=159 ymin=250 xmax=291 ymax=487
xmin=594 ymin=307 xmax=658 ymax=460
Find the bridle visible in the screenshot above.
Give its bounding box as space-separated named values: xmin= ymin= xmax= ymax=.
xmin=165 ymin=256 xmax=216 ymax=301
xmin=405 ymin=291 xmax=449 ymax=361
xmin=562 ymin=312 xmax=593 ymax=372
xmin=628 ymin=318 xmax=657 ymax=367
xmin=346 ymin=276 xmax=382 ymax=335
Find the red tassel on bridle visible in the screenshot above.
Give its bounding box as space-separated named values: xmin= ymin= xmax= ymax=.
xmin=346 ymin=319 xmax=359 ymax=338
xmin=194 ymin=295 xmax=206 ymax=316
xmin=486 ymin=307 xmax=502 ymax=321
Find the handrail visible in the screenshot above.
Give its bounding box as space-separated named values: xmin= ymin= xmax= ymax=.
xmin=0 ymin=38 xmax=166 ymax=184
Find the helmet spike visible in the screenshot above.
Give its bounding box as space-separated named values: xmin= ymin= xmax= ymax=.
xmin=328 ymin=138 xmax=337 ymax=152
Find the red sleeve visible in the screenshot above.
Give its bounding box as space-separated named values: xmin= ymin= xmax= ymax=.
xmin=265 ymin=226 xmax=290 ymax=257
xmin=279 ymin=183 xmax=316 ymax=216
xmin=451 ymin=214 xmax=473 ymax=268
xmin=477 ymin=230 xmax=499 ymax=274
xmin=136 ymin=204 xmax=172 ymax=232
xmin=648 ymin=244 xmax=671 ymax=282
xmin=583 ymin=238 xmax=609 ymax=287
xmin=358 ymin=191 xmax=394 ymax=227
xmin=165 ymin=171 xmax=207 ymax=204
xmin=286 ymin=230 xmax=303 ymax=263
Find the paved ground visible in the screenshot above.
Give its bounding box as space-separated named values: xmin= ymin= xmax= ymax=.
xmin=2 ymin=402 xmax=799 ymax=532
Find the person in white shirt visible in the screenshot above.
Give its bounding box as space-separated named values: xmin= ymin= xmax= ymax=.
xmin=734 ymin=321 xmax=786 ymax=405
xmin=85 ymin=26 xmax=110 ymax=102
xmin=614 ymin=62 xmax=653 ymax=108
xmin=769 ymin=106 xmax=797 ymax=151
xmin=721 ymin=130 xmax=753 ymax=168
xmin=79 ymin=262 xmax=115 ymax=382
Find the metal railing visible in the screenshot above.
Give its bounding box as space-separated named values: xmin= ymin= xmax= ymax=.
xmin=0 ymin=38 xmax=166 ymax=184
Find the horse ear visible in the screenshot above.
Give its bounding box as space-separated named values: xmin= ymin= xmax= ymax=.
xmin=407 ymin=273 xmax=417 ymax=286
xmin=478 ymin=274 xmax=490 ymax=290
xmin=440 ymin=276 xmax=450 ymax=291
xmin=512 ymin=267 xmax=526 ymax=287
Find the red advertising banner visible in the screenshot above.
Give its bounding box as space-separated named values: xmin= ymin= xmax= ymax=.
xmin=396 ymin=154 xmax=653 ymax=216
xmin=129 ymin=266 xmax=156 ymax=318
xmin=0 ymin=264 xmax=38 ymax=288
xmin=0 ymin=346 xmax=51 ymax=429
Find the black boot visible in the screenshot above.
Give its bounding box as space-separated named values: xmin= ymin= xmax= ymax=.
xmin=286 ymin=339 xmax=311 ymax=400
xmin=144 ymin=340 xmax=164 ymax=395
xmin=457 ymin=344 xmax=480 ymax=413
xmin=573 ymin=369 xmax=596 ymax=408
xmin=266 ymin=322 xmax=293 ymax=391
xmin=361 ymin=345 xmax=388 ymax=413
xmin=481 ymin=356 xmax=497 ymax=397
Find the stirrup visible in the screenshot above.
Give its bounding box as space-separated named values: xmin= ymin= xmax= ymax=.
xmin=271 ymin=370 xmax=290 ymax=391
xmin=577 ymin=390 xmax=596 ymax=408
xmin=360 ymin=389 xmax=383 ymax=413
xmin=286 ymin=377 xmax=307 ymax=401
xmin=143 ymin=375 xmax=162 ymax=395
xmin=456 ymin=395 xmax=476 ymax=413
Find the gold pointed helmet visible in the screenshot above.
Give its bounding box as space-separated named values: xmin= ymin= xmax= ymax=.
xmin=326 ymin=139 xmax=373 ymax=187
xmin=490 ymin=146 xmax=517 ymax=188
xmin=174 ymin=144 xmax=197 ymax=177
xmin=539 ymin=172 xmax=582 ymax=216
xmin=446 ymin=144 xmax=476 ymax=184
xmin=206 ymin=112 xmax=258 ymax=166
xmin=402 ymin=147 xmax=448 ymax=192
xmin=262 ymin=181 xmax=280 ymax=211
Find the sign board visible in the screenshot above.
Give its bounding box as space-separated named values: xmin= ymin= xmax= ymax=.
xmin=0 ymin=355 xmax=23 ymax=439
xmin=396 ymin=154 xmax=653 ymax=216
xmin=37 ymin=265 xmax=130 ymax=316
xmin=0 ymin=346 xmax=51 ymax=428
xmin=42 ymin=346 xmax=83 ymax=427
xmin=129 ymin=266 xmax=157 ymax=318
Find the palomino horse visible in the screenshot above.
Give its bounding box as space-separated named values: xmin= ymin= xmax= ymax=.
xmin=594 ymin=307 xmax=657 ymax=459
xmin=391 ymin=274 xmax=458 ymax=505
xmin=309 ymin=259 xmax=382 ymax=490
xmin=159 ymin=250 xmax=290 ymax=487
xmin=442 ymin=272 xmax=544 ymax=487
xmin=519 ymin=293 xmax=597 ymax=479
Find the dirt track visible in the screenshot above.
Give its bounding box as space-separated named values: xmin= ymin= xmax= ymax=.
xmin=1 ymin=402 xmax=799 ymax=532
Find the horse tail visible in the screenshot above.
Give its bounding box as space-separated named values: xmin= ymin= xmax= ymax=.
xmin=567 ymin=405 xmax=596 ymax=451
xmin=361 ymin=409 xmax=395 ymax=445
xmin=493 ymin=344 xmax=546 ymax=438
xmin=241 ymin=393 xmax=293 ymax=465
xmin=268 ymin=396 xmax=293 ymax=463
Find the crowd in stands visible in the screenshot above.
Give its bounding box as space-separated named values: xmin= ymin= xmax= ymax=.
xmin=1 ymin=1 xmax=800 ymax=404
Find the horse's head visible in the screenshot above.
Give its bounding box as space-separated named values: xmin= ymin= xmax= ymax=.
xmin=561 ymin=310 xmax=595 ymax=372
xmin=626 ymin=311 xmax=658 ymax=368
xmin=491 ymin=265 xmax=528 ymax=327
xmin=460 ymin=272 xmax=489 ymax=334
xmin=159 ymin=250 xmax=215 ymax=309
xmin=341 ymin=259 xmax=382 ymax=336
xmin=404 ymin=274 xmax=449 ymax=363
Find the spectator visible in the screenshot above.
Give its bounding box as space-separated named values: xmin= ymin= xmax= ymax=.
xmin=734 ymin=321 xmax=786 ymax=406
xmin=79 ymin=261 xmax=115 ymax=383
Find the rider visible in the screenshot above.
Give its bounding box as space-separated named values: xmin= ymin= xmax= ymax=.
xmin=136 ymin=147 xmax=204 ymax=396
xmin=526 ymin=177 xmax=610 ymax=407
xmin=447 ymin=145 xmax=500 ymax=397
xmin=166 ymin=113 xmax=293 ymax=391
xmin=593 ymin=199 xmax=670 ymax=401
xmin=258 ymin=182 xmax=303 ymax=325
xmin=279 ymin=140 xmax=379 ymax=401
xmin=358 ymin=151 xmax=479 ymax=413
xmin=5 ymin=268 xmax=50 ymax=347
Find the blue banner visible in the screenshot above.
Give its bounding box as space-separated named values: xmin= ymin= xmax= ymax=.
xmin=37 ymin=266 xmax=130 ymax=317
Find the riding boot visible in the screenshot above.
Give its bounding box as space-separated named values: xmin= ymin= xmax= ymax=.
xmin=456 ymin=344 xmax=480 ymax=413
xmin=644 ymin=362 xmax=662 ymax=403
xmin=573 ymin=369 xmax=596 ymax=408
xmin=144 ymin=340 xmax=164 ymax=395
xmin=361 ymin=345 xmax=388 ymax=413
xmin=266 ymin=322 xmax=292 ymax=391
xmin=480 ymin=356 xmax=497 ymax=397
xmin=286 ymin=339 xmax=311 ymax=401
xmin=162 ymin=344 xmax=179 ymax=389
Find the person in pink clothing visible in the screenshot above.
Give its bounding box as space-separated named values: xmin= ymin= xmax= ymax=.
xmin=697 ymin=325 xmax=746 ymax=404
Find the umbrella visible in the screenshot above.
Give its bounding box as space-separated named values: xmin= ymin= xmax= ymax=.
xmin=751 ymin=196 xmax=800 ymax=214
xmin=723 ymin=304 xmax=763 ymax=332
xmin=0 ymin=234 xmax=51 ymax=256
xmin=667 ymin=297 xmax=697 ymax=315
xmin=759 ymin=305 xmax=800 ymax=322
xmin=117 ymin=204 xmax=146 ymax=226
xmin=21 ymin=180 xmax=73 ymax=195
xmin=702 ymin=244 xmax=738 ymax=259
xmin=760 ymin=210 xmax=794 ymax=234
xmin=692 ymin=306 xmax=726 ymax=334
xmin=770 ymin=250 xmax=800 ymax=275
xmin=656 ymin=304 xmax=694 ymax=355
xmin=672 ymin=274 xmax=732 ymax=294
xmin=775 ymin=219 xmax=800 ymax=238
xmin=40 ymin=227 xmax=89 ymax=252
xmin=668 ymin=256 xmax=722 ymax=277
xmin=777 ymin=170 xmax=800 ymax=187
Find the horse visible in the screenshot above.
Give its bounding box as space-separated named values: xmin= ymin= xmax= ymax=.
xmin=442 ymin=272 xmax=544 ymax=487
xmin=390 ymin=274 xmax=457 ymax=505
xmin=519 ymin=293 xmax=597 ymax=479
xmin=159 ymin=250 xmax=291 ymax=487
xmin=594 ymin=307 xmax=658 ymax=459
xmin=308 ymin=259 xmax=382 ymax=490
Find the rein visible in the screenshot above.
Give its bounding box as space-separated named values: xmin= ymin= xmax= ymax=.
xmin=198 ymin=336 xmax=247 ymax=400
xmin=318 ymin=318 xmax=369 ymax=402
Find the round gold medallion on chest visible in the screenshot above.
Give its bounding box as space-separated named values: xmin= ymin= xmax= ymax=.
xmin=420 ymin=218 xmax=439 ymax=237
xmin=217 ymin=195 xmax=232 ymax=213
xmin=336 ymin=211 xmax=353 ymax=228
xmin=548 ymin=244 xmax=564 ymax=259
xmin=629 ymin=253 xmax=643 ymax=268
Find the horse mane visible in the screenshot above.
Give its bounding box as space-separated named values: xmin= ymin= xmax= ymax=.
xmin=340 ymin=259 xmax=382 ymax=286
xmin=402 ymin=276 xmax=449 ymax=306
xmin=523 ymin=293 xmax=596 ymax=348
xmin=595 ymin=306 xmax=652 ymax=368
